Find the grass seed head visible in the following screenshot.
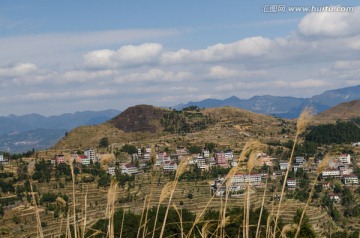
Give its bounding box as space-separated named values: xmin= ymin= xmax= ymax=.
xmin=296 ymin=107 xmax=314 ymax=135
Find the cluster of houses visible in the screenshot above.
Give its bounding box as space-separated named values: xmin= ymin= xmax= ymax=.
xmin=210 ymin=152 xmax=359 ymax=196
xmin=285 ymin=154 xmax=359 ymax=191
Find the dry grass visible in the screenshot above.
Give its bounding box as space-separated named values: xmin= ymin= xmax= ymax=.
xmin=106 ymin=180 xmax=118 ymax=238
xmin=28 ymin=160 xmax=44 ymax=238
xmin=294 ymin=154 xmax=331 ymax=238
xmin=273 ymin=107 xmax=313 ymax=237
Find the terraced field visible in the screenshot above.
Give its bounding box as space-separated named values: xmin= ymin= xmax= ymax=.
xmin=0 ymin=172 xmax=336 ymax=238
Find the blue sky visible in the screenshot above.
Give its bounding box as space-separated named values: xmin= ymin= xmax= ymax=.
xmin=0 ymin=0 xmax=359 ymax=115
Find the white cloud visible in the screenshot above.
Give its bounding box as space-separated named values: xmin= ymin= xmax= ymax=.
xmin=275 ymin=79 xmax=328 ymax=88
xmin=114 ymin=68 xmax=192 ymax=83
xmin=298 ymin=6 xmax=360 ymax=37
xmin=209 ymin=65 xmax=267 ymax=79
xmin=334 ymin=60 xmax=360 ymax=70
xmin=162 ymin=36 xmax=272 ymax=64
xmin=61 ymin=70 xmax=115 ymax=83
xmin=0 ymin=63 xmax=37 ymax=77
xmin=10 ymin=89 xmax=117 ymax=102
xmin=84 ymin=43 xmax=163 ymax=68
xmin=0 ymin=29 xmax=180 ymax=65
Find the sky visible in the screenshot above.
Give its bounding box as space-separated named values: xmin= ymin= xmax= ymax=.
xmin=0 ymin=0 xmax=360 ymax=116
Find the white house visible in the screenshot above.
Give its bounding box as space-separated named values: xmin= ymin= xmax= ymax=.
xmin=224 ymin=150 xmax=234 ymax=161
xmin=203 ymin=148 xmax=210 ymax=158
xmin=121 ymin=164 xmax=138 ymax=175
xmin=342 ymin=174 xmax=359 ymax=185
xmin=176 ymin=146 xmax=188 ymax=155
xmin=287 ymin=178 xmax=297 ymax=190
xmin=145 ymin=145 xmax=151 ymax=153
xmin=0 ymin=154 xmax=8 ymax=164
xmin=163 ymin=161 xmax=178 ymax=173
xmin=108 ymin=166 xmax=116 ymax=176
xmin=196 ymin=156 xmax=206 ymax=170
xmin=329 ymin=194 xmax=341 ymax=203
xmin=322 ymin=169 xmax=341 ymax=177
xmin=338 ymin=154 xmax=351 ymax=164
xmin=352 ymin=142 xmax=360 ymax=147
xmin=279 ymin=161 xmax=289 ymax=170
xmin=231 ymin=173 xmax=262 ymax=185
xmin=73 ymin=155 xmax=91 ymax=166
xmin=84 ymin=149 xmax=96 ymax=162
xmin=295 ymin=157 xmax=306 ymax=165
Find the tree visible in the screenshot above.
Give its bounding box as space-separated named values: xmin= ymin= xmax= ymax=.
xmin=286 ymin=209 xmax=316 ymax=238
xmin=120 ymin=144 xmax=137 ymax=155
xmin=99 ymin=137 xmax=109 ymax=148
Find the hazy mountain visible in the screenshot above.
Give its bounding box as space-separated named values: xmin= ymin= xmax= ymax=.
xmin=0 ymin=109 xmax=120 ymax=153
xmin=0 ymin=109 xmax=120 ymax=135
xmin=174 ymin=85 xmax=360 ymax=118
xmin=0 ymin=128 xmax=68 ymax=153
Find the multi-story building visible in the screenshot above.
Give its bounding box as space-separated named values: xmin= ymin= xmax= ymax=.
xmin=295 ymin=157 xmax=306 ymax=165
xmin=279 ymin=161 xmax=289 ymax=170
xmin=121 ymin=163 xmax=138 ymax=175
xmin=163 ymin=161 xmax=178 ymax=173
xmin=322 ymin=169 xmax=341 ymax=178
xmin=176 ymin=146 xmax=188 ymax=155
xmin=203 ymin=148 xmax=210 ymax=158
xmin=287 ymin=178 xmax=297 ymax=190
xmin=224 ymin=150 xmax=234 ymax=161
xmin=230 ymin=173 xmax=262 ymax=185
xmin=339 ymin=154 xmax=351 ymax=164
xmin=342 ymin=174 xmax=359 ymax=185
xmin=108 ymin=166 xmax=116 ymax=176
xmin=196 ymin=156 xmax=206 ymax=170
xmin=215 ymin=152 xmax=227 ymax=166
xmin=84 ymin=149 xmax=96 ymax=162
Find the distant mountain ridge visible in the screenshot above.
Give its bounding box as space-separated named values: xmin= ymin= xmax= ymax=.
xmin=0 ymin=109 xmax=120 ymax=153
xmin=0 ymin=109 xmax=120 ymax=135
xmin=173 ymin=85 xmax=360 ymax=118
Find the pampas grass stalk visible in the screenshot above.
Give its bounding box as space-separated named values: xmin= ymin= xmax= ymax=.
xmin=151 ymin=181 xmax=173 ymax=238
xmin=294 ymin=155 xmax=331 ymax=238
xmin=137 ymin=195 xmax=148 ymax=238
xmin=66 ymin=209 xmax=71 ymax=238
xmin=106 ymin=180 xmax=117 ymax=238
xmin=83 ymin=186 xmax=88 ymax=238
xmin=28 ymin=161 xmax=44 ymax=238
xmin=119 ymin=209 xmax=125 ymax=238
xmin=67 ymin=154 xmax=78 ymax=238
xmin=57 ymin=196 xmax=67 ymax=236
xmin=159 ymin=158 xmax=188 ymax=238
xmin=142 ymin=172 xmax=156 ymax=238
xmin=255 ymin=168 xmax=269 ymax=238
xmin=273 ymin=107 xmax=313 ymax=237
xmin=172 ymin=203 xmax=184 ymax=238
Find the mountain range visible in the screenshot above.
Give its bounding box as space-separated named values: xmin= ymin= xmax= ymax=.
xmin=1 ymin=84 xmax=359 ymax=153
xmin=173 ymin=85 xmax=360 ymax=118
xmin=0 ymin=109 xmax=120 ymax=153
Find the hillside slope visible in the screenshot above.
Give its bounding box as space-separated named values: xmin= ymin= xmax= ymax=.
xmin=53 ymin=105 xmax=288 ymax=151
xmin=312 ymin=100 xmax=360 ymax=125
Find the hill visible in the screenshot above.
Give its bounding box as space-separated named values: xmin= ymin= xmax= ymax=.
xmin=311 ymin=100 xmax=360 ymax=125
xmin=53 ymin=105 xmax=287 ymax=151
xmin=109 ymin=104 xmax=167 ymax=133
xmin=174 ymin=84 xmax=360 ymax=118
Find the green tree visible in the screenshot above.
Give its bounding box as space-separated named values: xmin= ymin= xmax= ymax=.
xmin=99 ymin=137 xmax=109 ymax=148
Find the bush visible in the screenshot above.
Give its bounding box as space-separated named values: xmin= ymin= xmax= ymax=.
xmin=187 ymin=193 xmax=193 ymax=199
